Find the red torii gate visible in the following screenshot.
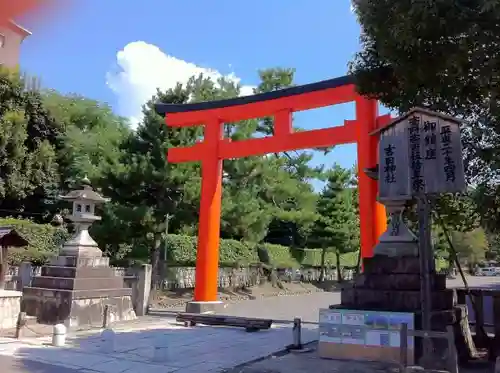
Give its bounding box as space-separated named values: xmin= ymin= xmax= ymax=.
xmin=156 ymin=75 xmax=390 ymax=305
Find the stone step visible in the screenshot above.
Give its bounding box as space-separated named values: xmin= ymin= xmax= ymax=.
xmin=49 ymin=255 xmax=110 ymax=268
xmin=31 ymin=276 xmax=125 ymax=291
xmin=354 ymin=273 xmax=447 ymax=291
xmin=363 ymin=255 xmax=428 ymax=275
xmin=41 ymin=265 xmax=117 ymax=278
xmin=22 ymin=286 xmax=132 ymax=300
xmin=341 ymin=288 xmax=456 ymax=312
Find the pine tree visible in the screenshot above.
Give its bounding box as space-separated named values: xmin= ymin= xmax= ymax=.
xmin=310 ymin=165 xmax=358 ymax=282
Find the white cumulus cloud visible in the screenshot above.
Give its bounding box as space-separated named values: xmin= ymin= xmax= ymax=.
xmin=106 ymin=41 xmax=255 ymax=127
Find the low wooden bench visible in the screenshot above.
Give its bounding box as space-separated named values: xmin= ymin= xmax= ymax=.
xmin=176 ymin=313 xmax=273 ymax=332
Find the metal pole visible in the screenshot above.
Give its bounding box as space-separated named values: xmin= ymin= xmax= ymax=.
xmin=292 ymin=317 xmax=302 ymax=349
xmin=163 ymin=214 xmax=170 ymax=262
xmin=103 ymin=305 xmax=110 ymax=329
xmin=162 ymin=214 xmax=170 ymax=290
xmin=417 ymin=197 xmax=433 ymax=360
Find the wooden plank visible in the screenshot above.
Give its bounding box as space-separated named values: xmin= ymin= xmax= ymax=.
xmin=400 ymin=323 xmax=408 ymax=367
xmin=456 ymin=289 xmax=466 ymax=305
xmin=176 ymin=313 xmax=273 ymax=331
xmin=473 ymin=293 xmax=489 ymax=344
xmin=409 ymin=330 xmax=449 ymax=338
xmin=446 ymin=325 xmax=459 ymax=373
xmin=493 ymin=294 xmax=500 ymax=354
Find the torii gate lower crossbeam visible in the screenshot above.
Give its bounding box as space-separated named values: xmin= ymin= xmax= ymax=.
xmin=156 ymin=75 xmax=389 ymax=305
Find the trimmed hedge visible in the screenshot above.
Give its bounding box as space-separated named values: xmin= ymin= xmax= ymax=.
xmin=0 ymin=218 xmax=69 ymax=265
xmin=2 ymin=218 xmax=448 ymax=270
xmin=166 ymin=235 xmax=259 ymax=266
xmin=166 ymin=234 xmax=359 ymax=268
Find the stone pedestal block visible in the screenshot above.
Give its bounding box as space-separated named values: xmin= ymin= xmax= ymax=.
xmin=0 ymin=290 xmax=22 ymax=329
xmin=185 ymin=301 xmax=224 ymax=314
xmin=341 ymin=288 xmax=456 ymax=312
xmin=22 ymin=255 xmax=137 ymax=328
xmin=363 ymin=255 xmax=422 ymax=274
xmin=354 ymin=273 xmax=447 ymax=291
xmin=333 ymin=255 xmax=462 ymax=367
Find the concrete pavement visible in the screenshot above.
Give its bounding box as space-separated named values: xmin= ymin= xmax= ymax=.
xmin=0 ymin=319 xmax=318 ymax=373
xmin=0 ymin=355 xmax=82 ymax=373
xmin=3 ymin=275 xmax=499 ymax=372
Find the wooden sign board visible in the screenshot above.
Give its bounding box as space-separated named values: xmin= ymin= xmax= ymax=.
xmin=378 ymin=108 xmax=466 ymax=200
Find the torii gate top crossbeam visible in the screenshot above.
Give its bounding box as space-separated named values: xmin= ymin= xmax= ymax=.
xmin=154 ymin=74 xmax=391 ymax=163
xmin=155 ymin=75 xmax=356 ymax=126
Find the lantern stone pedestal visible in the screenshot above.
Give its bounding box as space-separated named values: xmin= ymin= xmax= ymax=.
xmin=22 ymin=179 xmax=136 ymax=328
xmin=0 ymin=290 xmax=22 ymax=329
xmin=22 ymin=255 xmax=136 ymax=328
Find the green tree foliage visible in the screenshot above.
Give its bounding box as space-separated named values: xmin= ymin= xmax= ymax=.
xmin=98 ymin=83 xmax=201 ymax=282
xmin=0 ymin=217 xmax=69 ymax=265
xmin=309 ymin=165 xmax=359 ymax=281
xmin=350 ymin=0 xmax=500 ymax=232
xmin=0 ymin=69 xmax=132 ymax=225
xmin=254 ymin=68 xmax=324 ymax=247
xmin=42 ymin=91 xmax=131 ymax=188
xmin=451 ymin=228 xmax=489 ymax=269
xmin=0 ymin=69 xmax=59 ymax=221
xmin=96 ymin=69 xmax=326 ymax=275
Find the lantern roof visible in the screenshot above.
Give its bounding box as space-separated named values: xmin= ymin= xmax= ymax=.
xmin=0 ymin=226 xmax=29 ymax=248
xmin=370 ymin=107 xmax=462 ymax=136
xmin=59 ymin=177 xmax=109 ymax=204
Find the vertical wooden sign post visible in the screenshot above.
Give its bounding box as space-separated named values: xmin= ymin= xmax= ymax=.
xmin=377 ymin=107 xmax=466 ymax=360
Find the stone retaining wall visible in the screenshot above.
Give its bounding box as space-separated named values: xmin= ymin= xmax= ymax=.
xmin=141 ymin=266 xmax=353 ymax=290
xmin=7 ymin=264 xmax=354 ymax=291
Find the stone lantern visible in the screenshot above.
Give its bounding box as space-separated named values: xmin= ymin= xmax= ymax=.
xmin=59 ymin=177 xmax=109 ymax=257
xmin=22 ymin=177 xmax=136 ymax=328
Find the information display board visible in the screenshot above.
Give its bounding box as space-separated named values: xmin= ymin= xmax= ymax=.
xmin=318 ymin=308 xmax=414 ymax=348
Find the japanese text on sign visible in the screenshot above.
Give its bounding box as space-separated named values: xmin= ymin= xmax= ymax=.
xmin=408 ymin=115 xmax=424 ymax=193
xmin=383 ymin=144 xmax=396 ymax=184
xmin=378 ymin=108 xmax=465 ymax=199
xmin=440 ymin=124 xmax=456 ymax=182
xmin=423 ymin=119 xmax=438 ymax=160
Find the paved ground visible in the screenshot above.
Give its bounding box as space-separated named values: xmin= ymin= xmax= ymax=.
xmin=0 ymin=319 xmax=318 ymax=373
xmin=223 ymin=347 xmax=399 ymax=373
xmin=0 ymin=355 xmax=81 ymax=373
xmin=4 ymin=275 xmax=500 ymax=372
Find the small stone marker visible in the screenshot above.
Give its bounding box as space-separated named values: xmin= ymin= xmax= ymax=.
xmin=52 ymin=324 xmax=66 ymax=347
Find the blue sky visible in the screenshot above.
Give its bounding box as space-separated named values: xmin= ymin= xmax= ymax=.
xmin=19 ymin=0 xmax=389 ymax=180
